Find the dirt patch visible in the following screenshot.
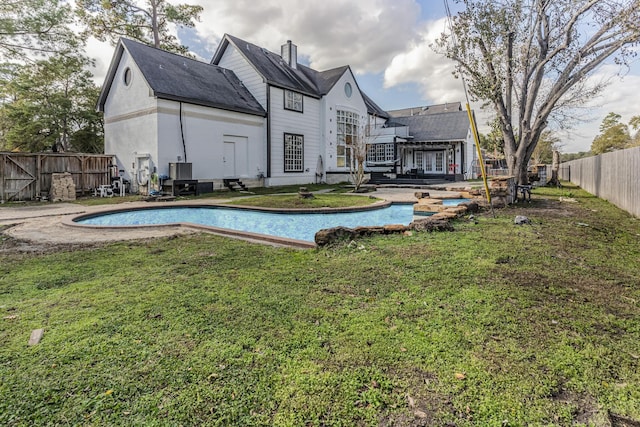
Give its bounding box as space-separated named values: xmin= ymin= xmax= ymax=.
xmin=0 ymin=225 xmax=107 ymax=255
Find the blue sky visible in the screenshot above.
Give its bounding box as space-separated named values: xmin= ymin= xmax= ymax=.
xmin=88 ymin=0 xmax=639 ymax=152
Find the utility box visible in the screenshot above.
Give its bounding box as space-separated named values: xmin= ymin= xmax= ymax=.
xmin=169 ymin=162 xmax=192 ymax=180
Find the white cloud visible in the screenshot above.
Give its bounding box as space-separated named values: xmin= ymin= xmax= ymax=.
xmin=190 ymin=0 xmax=421 ymax=73
xmin=384 ymin=18 xmax=463 ymax=103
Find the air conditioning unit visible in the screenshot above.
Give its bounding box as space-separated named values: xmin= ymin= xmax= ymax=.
xmin=169 ymin=162 xmax=192 ymax=180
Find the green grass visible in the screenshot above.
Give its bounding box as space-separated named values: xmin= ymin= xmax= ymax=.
xmin=1 ymin=184 xmax=639 ymax=425
xmin=71 ymin=183 xmax=349 ymax=206
xmin=224 ymin=194 xmax=379 ymax=209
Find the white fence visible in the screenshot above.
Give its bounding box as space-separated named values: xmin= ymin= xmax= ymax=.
xmin=559 ymin=146 xmax=640 ymax=218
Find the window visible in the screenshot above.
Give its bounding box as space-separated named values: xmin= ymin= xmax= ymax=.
xmin=123 ymin=67 xmax=132 ymax=86
xmin=284 ymin=133 xmax=304 ymax=172
xmin=366 ymin=143 xmax=395 ymax=164
xmin=435 ymin=152 xmax=444 ymax=172
xmin=344 ymin=82 xmax=352 ymax=98
xmin=284 ymin=90 xmax=303 ymax=112
xmin=425 ymin=152 xmax=434 ymax=172
xmin=336 ymin=110 xmax=359 ymax=168
xmin=415 ymin=152 xmax=424 ymax=171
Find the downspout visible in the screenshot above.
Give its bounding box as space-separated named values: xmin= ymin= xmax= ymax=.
xmin=179 ymin=102 xmax=187 ymax=162
xmin=266 ymin=86 xmax=271 ymax=178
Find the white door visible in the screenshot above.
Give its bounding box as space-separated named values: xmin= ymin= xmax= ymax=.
xmin=223 ymin=142 xmax=235 ymax=177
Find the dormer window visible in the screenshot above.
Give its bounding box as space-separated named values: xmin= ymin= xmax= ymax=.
xmin=284 ymin=90 xmax=303 ymax=112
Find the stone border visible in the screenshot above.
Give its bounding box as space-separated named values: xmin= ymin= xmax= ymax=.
xmin=314 ymin=200 xmax=480 ymax=246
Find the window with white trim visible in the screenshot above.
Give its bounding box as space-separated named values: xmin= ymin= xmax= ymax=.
xmin=336 ymin=110 xmax=359 ymax=168
xmin=425 ymin=152 xmax=434 ymax=171
xmin=435 ymin=152 xmax=444 ymax=172
xmin=284 ymin=133 xmax=304 ymax=172
xmin=366 ymin=143 xmax=395 ymax=164
xmin=284 ymin=90 xmax=303 ymax=112
xmin=415 ymin=152 xmax=424 ymax=171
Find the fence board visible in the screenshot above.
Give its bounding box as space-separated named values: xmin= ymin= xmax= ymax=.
xmin=559 ymin=146 xmax=640 ymax=218
xmin=1 ymin=153 xmax=113 ymax=201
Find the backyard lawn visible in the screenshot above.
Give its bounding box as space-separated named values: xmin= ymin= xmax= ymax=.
xmin=1 ymin=185 xmax=639 ymax=426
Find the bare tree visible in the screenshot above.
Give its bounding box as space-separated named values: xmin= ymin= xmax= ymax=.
xmin=347 ymin=121 xmax=384 ymax=192
xmin=437 ymin=0 xmax=640 ymax=184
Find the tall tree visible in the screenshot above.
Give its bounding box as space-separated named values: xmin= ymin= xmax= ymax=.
xmin=437 ymin=0 xmax=640 ymax=184
xmin=76 ymin=0 xmax=202 ymax=54
xmin=590 ymin=112 xmax=631 ymax=154
xmin=0 ymin=55 xmax=103 ymax=152
xmin=0 ymin=0 xmax=79 ymax=60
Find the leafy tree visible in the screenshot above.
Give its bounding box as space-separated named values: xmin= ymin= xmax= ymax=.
xmin=0 ymin=0 xmax=79 ymax=60
xmin=479 ymin=118 xmax=505 ymax=157
xmin=561 ymin=151 xmax=591 ymax=162
xmin=590 ymin=112 xmax=631 ymax=154
xmin=532 ymin=130 xmax=561 ymax=164
xmin=630 ymin=115 xmax=640 ymax=147
xmin=76 ymin=0 xmax=202 ymax=54
xmin=436 ymin=0 xmax=640 ymax=184
xmin=0 ymin=55 xmax=103 ymax=152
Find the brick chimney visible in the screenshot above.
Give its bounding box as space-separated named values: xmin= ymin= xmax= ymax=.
xmin=281 ymin=40 xmax=297 ymax=69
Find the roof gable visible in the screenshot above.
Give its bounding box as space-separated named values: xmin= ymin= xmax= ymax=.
xmin=213 ymin=35 xmax=320 ymax=97
xmin=98 ymin=38 xmax=265 ymax=117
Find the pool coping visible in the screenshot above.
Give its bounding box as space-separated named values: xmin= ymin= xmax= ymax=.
xmin=63 ymin=199 xmax=396 ymax=249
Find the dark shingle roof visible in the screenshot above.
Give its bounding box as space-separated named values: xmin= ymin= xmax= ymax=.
xmin=221 ymin=35 xmax=320 ymax=97
xmin=300 ymin=65 xmax=349 ymax=95
xmin=213 ymin=34 xmax=393 ymax=119
xmin=387 ymin=102 xmax=463 ymax=118
xmin=392 ymin=110 xmax=470 ymax=142
xmin=362 ymin=92 xmax=390 ymax=119
xmin=98 ymin=38 xmax=265 ymax=116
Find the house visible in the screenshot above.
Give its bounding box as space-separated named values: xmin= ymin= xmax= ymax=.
xmin=387 ymin=103 xmax=476 ymax=180
xmin=98 ymin=36 xmax=476 ymax=193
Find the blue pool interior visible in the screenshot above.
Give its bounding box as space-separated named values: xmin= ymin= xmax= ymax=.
xmin=76 ymin=199 xmax=470 ymax=243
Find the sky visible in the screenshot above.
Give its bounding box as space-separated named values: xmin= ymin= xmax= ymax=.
xmin=87 ymin=0 xmax=640 ymax=153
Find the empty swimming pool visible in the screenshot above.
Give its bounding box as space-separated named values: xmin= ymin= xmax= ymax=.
xmin=74 ymin=204 xmax=415 ymax=243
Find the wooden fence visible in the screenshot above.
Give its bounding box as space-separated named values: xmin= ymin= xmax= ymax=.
xmin=0 ymin=153 xmax=114 ymax=201
xmin=559 ymin=146 xmax=640 ymax=218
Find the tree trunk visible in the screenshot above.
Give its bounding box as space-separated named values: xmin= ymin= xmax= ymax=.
xmin=549 ymin=150 xmax=560 ymax=187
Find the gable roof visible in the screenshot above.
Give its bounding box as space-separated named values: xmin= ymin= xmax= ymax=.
xmin=98 ymin=38 xmax=265 ymax=117
xmin=213 ymin=34 xmax=320 ymax=98
xmin=211 ymin=34 xmax=393 ymax=119
xmin=391 ymin=110 xmax=470 ymax=142
xmin=302 ymin=65 xmax=349 ymax=95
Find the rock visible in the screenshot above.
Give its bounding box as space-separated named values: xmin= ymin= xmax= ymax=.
xmin=414 ymin=191 xmax=430 ymax=199
xmin=514 ymin=215 xmax=531 ymax=225
xmin=314 ymin=226 xmax=355 ymax=246
xmin=28 ymin=328 xmax=44 ymax=346
xmin=410 ymin=218 xmax=454 ymax=232
xmin=460 ymin=201 xmax=479 ymax=213
xmin=384 ymin=224 xmax=408 ymax=233
xmin=431 ymin=211 xmax=458 ymax=220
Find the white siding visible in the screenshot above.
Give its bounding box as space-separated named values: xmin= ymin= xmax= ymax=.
xmin=217 ymin=44 xmax=267 ymax=108
xmin=156 ymin=100 xmax=265 ymax=181
xmin=102 ymin=49 xmax=158 ymax=190
xmin=267 ymin=86 xmax=321 ymax=186
xmin=322 ymin=70 xmax=368 ymax=173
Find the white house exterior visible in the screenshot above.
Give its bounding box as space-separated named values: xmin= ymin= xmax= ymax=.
xmin=98 ymin=36 xmax=476 ymax=193
xmin=98 ymin=38 xmax=266 ymax=193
